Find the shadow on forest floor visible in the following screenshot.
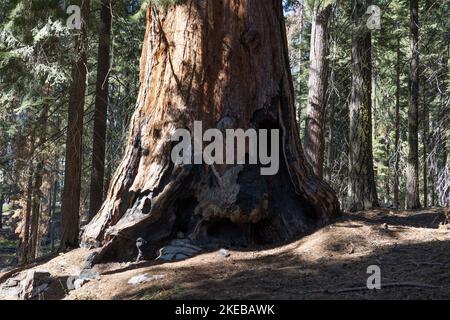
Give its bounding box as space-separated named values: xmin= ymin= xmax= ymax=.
xmin=114 ymin=240 xmax=450 ymax=300
xmin=344 ymin=208 xmax=446 ymax=229
xmin=109 ymin=208 xmax=450 ymax=300
xmin=2 ymin=208 xmax=449 ymax=300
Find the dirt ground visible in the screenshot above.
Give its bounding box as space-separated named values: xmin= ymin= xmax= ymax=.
xmin=1 ymin=208 xmax=450 ymax=300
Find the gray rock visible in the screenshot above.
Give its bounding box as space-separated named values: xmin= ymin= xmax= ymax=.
xmin=128 ymin=274 xmax=165 ymax=285
xmin=175 ymin=253 xmax=189 ymax=260
xmin=79 ymin=269 xmax=100 ymax=281
xmin=82 ymin=251 xmax=99 ymax=269
xmin=20 ymin=270 xmax=51 ymax=299
xmin=74 ymin=278 xmax=89 ymax=290
xmin=219 ymin=249 xmax=231 ymax=258
xmin=30 ymin=283 xmax=49 ymax=297
xmin=155 ymin=239 xmax=203 ymax=262
xmin=128 ymin=274 xmax=149 ymax=285
xmin=156 ymin=253 xmax=176 ymax=262
xmin=0 ymin=270 xmax=51 ymax=300
xmin=160 ymin=245 xmax=200 ymax=256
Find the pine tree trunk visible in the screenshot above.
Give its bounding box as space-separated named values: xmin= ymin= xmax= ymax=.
xmin=422 ymin=83 xmax=429 ymax=208
xmin=50 ymin=180 xmax=58 ymax=252
xmin=347 ymin=0 xmax=378 ymax=211
xmin=384 ymin=131 xmax=391 ymax=204
xmin=28 ymin=100 xmax=49 ymax=260
xmin=0 ymin=193 xmax=4 ymax=230
xmin=60 ymin=0 xmax=90 ymax=250
xmin=393 ymin=36 xmax=401 ymax=210
xmin=20 ymin=158 xmax=34 ymax=264
xmin=303 ymin=3 xmax=332 ymax=178
xmin=439 ymin=44 xmax=449 ymax=206
xmin=89 ymin=0 xmax=112 ymax=221
xmin=28 ymin=162 xmax=43 ymax=260
xmin=325 ymin=120 xmax=334 ymax=182
xmin=82 ymin=1 xmax=340 ymax=262
xmin=406 ymin=0 xmax=421 ymax=209
xmin=291 ymin=1 xmax=305 ymax=130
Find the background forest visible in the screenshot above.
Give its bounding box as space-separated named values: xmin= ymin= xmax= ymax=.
xmin=0 ymin=0 xmax=449 ymax=269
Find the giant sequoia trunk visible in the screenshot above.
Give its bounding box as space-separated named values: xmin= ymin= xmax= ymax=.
xmin=82 ymin=0 xmax=340 ymax=262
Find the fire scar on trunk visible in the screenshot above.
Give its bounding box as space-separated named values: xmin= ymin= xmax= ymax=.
xmin=81 ymin=0 xmax=340 ymax=263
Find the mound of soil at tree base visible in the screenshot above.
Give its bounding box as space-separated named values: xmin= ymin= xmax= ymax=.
xmin=1 ymin=208 xmax=449 ymax=300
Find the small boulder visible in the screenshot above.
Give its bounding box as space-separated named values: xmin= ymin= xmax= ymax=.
xmin=20 ymin=270 xmax=51 ymax=299
xmin=156 ymin=239 xmax=202 ymax=262
xmin=0 ymin=270 xmax=52 ymax=300
xmin=218 ymin=249 xmax=231 ymax=258
xmin=128 ymin=274 xmax=165 ymax=285
xmin=128 ymin=274 xmax=149 ymax=285
xmin=74 ymin=278 xmax=89 ymax=290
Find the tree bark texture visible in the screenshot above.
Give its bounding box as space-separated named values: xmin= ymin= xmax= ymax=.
xmin=82 ymin=0 xmax=340 ymax=262
xmin=303 ymin=3 xmax=332 ymax=178
xmin=406 ymin=0 xmax=421 ymax=209
xmin=394 ymin=36 xmax=401 ymax=209
xmin=89 ymin=0 xmax=112 ymax=221
xmin=60 ymin=0 xmax=91 ymax=250
xmin=347 ymin=0 xmax=379 ymax=211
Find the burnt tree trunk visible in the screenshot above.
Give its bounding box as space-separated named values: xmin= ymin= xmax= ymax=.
xmin=303 ymin=3 xmax=332 ymax=178
xmin=89 ymin=0 xmax=112 ymax=221
xmin=60 ymin=0 xmax=91 ymax=250
xmin=347 ymin=0 xmax=378 ymax=211
xmin=82 ymin=1 xmax=340 ymax=262
xmin=406 ymin=0 xmax=421 ymax=209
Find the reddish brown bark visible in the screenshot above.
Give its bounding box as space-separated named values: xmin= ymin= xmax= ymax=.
xmin=82 ymin=1 xmax=340 ymax=262
xmin=89 ymin=0 xmax=112 ymax=221
xmin=60 ymin=0 xmax=91 ymax=250
xmin=304 ymin=3 xmax=332 ymax=178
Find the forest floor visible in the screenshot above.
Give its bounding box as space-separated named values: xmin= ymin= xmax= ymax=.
xmin=1 ymin=208 xmax=450 ymax=300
